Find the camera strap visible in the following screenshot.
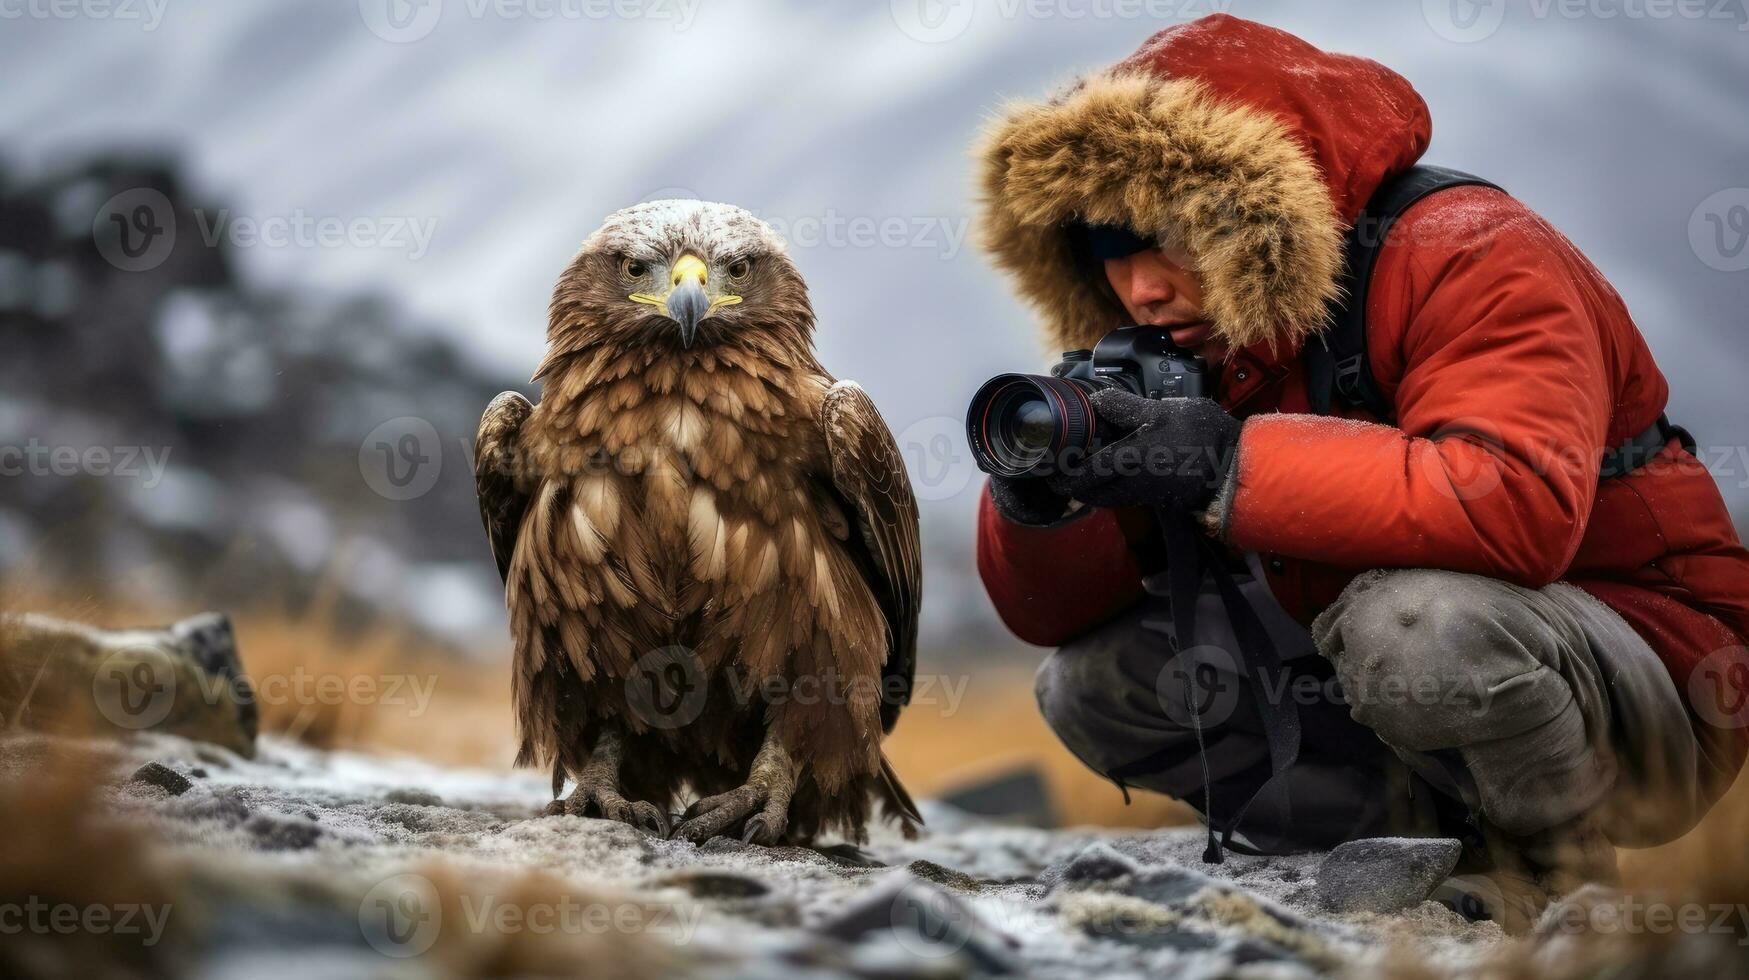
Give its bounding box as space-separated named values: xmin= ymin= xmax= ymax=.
xmin=1115 ymin=506 xmax=1303 ymax=863
xmin=1306 ymin=164 xmax=1502 ymax=421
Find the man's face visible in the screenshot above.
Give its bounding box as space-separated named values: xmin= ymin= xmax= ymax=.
xmin=1103 ymin=245 xmax=1227 ymax=362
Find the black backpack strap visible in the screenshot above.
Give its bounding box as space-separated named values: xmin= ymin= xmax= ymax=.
xmin=1307 ymin=165 xmax=1504 ymax=420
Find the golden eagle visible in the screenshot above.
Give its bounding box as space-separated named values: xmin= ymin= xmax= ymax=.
xmin=475 ymin=200 xmax=921 ymax=845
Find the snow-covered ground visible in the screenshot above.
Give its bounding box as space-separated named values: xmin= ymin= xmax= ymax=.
xmin=18 ymin=731 xmax=1512 ymax=978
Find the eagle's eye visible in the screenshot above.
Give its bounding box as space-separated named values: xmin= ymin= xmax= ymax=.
xmin=726 ymin=258 xmax=752 ymax=283
xmin=620 ymin=257 xmax=649 ymax=281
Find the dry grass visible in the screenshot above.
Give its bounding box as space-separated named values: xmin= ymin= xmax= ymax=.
xmin=0 ymin=739 xmax=186 ymax=980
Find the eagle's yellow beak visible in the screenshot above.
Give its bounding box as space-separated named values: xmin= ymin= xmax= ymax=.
xmin=628 ymin=254 xmax=741 ymax=348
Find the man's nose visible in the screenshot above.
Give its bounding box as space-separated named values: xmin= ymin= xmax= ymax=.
xmin=1131 ymin=267 xmax=1178 ymax=307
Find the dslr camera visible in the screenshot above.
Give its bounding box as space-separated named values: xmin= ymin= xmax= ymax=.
xmin=966 ymin=325 xmax=1209 ymax=478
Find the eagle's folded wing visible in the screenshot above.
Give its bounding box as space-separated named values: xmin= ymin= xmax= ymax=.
xmin=475 ymin=391 xmax=535 ymax=585
xmin=820 ymin=380 xmax=922 ymax=734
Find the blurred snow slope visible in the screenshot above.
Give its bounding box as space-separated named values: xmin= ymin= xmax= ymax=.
xmin=2 ymin=0 xmax=1746 ymax=645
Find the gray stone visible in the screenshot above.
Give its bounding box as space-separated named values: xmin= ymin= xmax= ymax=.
xmin=1044 ymin=842 xmax=1140 ymax=888
xmin=936 ymin=766 xmax=1055 ymax=829
xmin=816 ymin=872 xmax=1020 ymax=975
xmin=1120 ymin=866 xmax=1221 ymax=908
xmin=1316 ymin=837 xmax=1463 ymax=914
xmin=246 ymin=813 xmax=323 ymax=851
xmin=383 ymin=787 xmax=443 ymax=807
xmin=130 ymin=761 xmax=192 ymax=796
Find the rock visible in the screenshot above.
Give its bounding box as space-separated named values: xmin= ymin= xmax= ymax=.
xmin=383 ymin=788 xmax=443 ymax=807
xmin=130 ymin=761 xmax=193 ymax=796
xmin=906 ymin=859 xmax=982 ymax=892
xmin=655 ymin=871 xmax=769 ymax=900
xmin=184 ymin=792 xmax=253 ymax=826
xmin=1121 ymin=866 xmax=1221 ymax=908
xmin=246 ymin=813 xmax=323 ymax=851
xmin=936 ymin=766 xmax=1055 ymax=829
xmin=1317 ymin=837 xmax=1463 ymax=914
xmin=816 ymin=872 xmax=1020 ymax=975
xmin=1043 ymin=842 xmax=1139 ymax=888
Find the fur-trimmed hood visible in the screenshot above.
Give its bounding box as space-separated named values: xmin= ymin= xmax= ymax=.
xmin=975 ymin=15 xmax=1432 ymax=355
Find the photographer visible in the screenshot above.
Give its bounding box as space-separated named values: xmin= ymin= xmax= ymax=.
xmin=972 ymin=14 xmax=1749 ymax=925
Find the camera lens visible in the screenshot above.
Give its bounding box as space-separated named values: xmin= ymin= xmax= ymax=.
xmin=1006 ymin=398 xmax=1056 ymax=456
xmin=966 ymin=374 xmax=1097 ymax=477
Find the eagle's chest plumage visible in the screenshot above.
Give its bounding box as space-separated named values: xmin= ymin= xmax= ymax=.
xmin=514 ymin=356 xmax=875 ymax=682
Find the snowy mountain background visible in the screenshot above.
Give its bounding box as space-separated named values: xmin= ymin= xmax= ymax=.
xmin=2 ymin=0 xmax=1746 ymax=652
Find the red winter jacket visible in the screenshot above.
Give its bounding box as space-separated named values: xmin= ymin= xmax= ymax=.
xmin=973 ymin=15 xmax=1749 ymax=775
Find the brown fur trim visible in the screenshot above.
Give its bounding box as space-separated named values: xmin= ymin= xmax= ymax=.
xmin=975 ymin=71 xmax=1343 ymax=354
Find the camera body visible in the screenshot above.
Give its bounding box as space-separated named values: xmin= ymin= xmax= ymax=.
xmin=966 ymin=325 xmax=1209 ymax=478
xmin=1054 ymin=325 xmax=1209 ymax=401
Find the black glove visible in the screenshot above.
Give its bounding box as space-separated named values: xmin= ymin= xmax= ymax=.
xmin=1047 ymin=389 xmax=1240 ymax=512
xmin=987 ymin=474 xmax=1073 ymax=526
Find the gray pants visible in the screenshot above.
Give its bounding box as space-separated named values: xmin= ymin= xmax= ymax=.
xmin=1035 ymin=567 xmax=1711 ymax=853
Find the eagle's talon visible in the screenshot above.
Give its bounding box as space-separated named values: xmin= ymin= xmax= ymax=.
xmin=673 ymin=785 xmax=765 ymax=844
xmin=741 ymin=813 xmax=785 ymax=846
xmin=631 ymin=801 xmax=671 ymax=837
